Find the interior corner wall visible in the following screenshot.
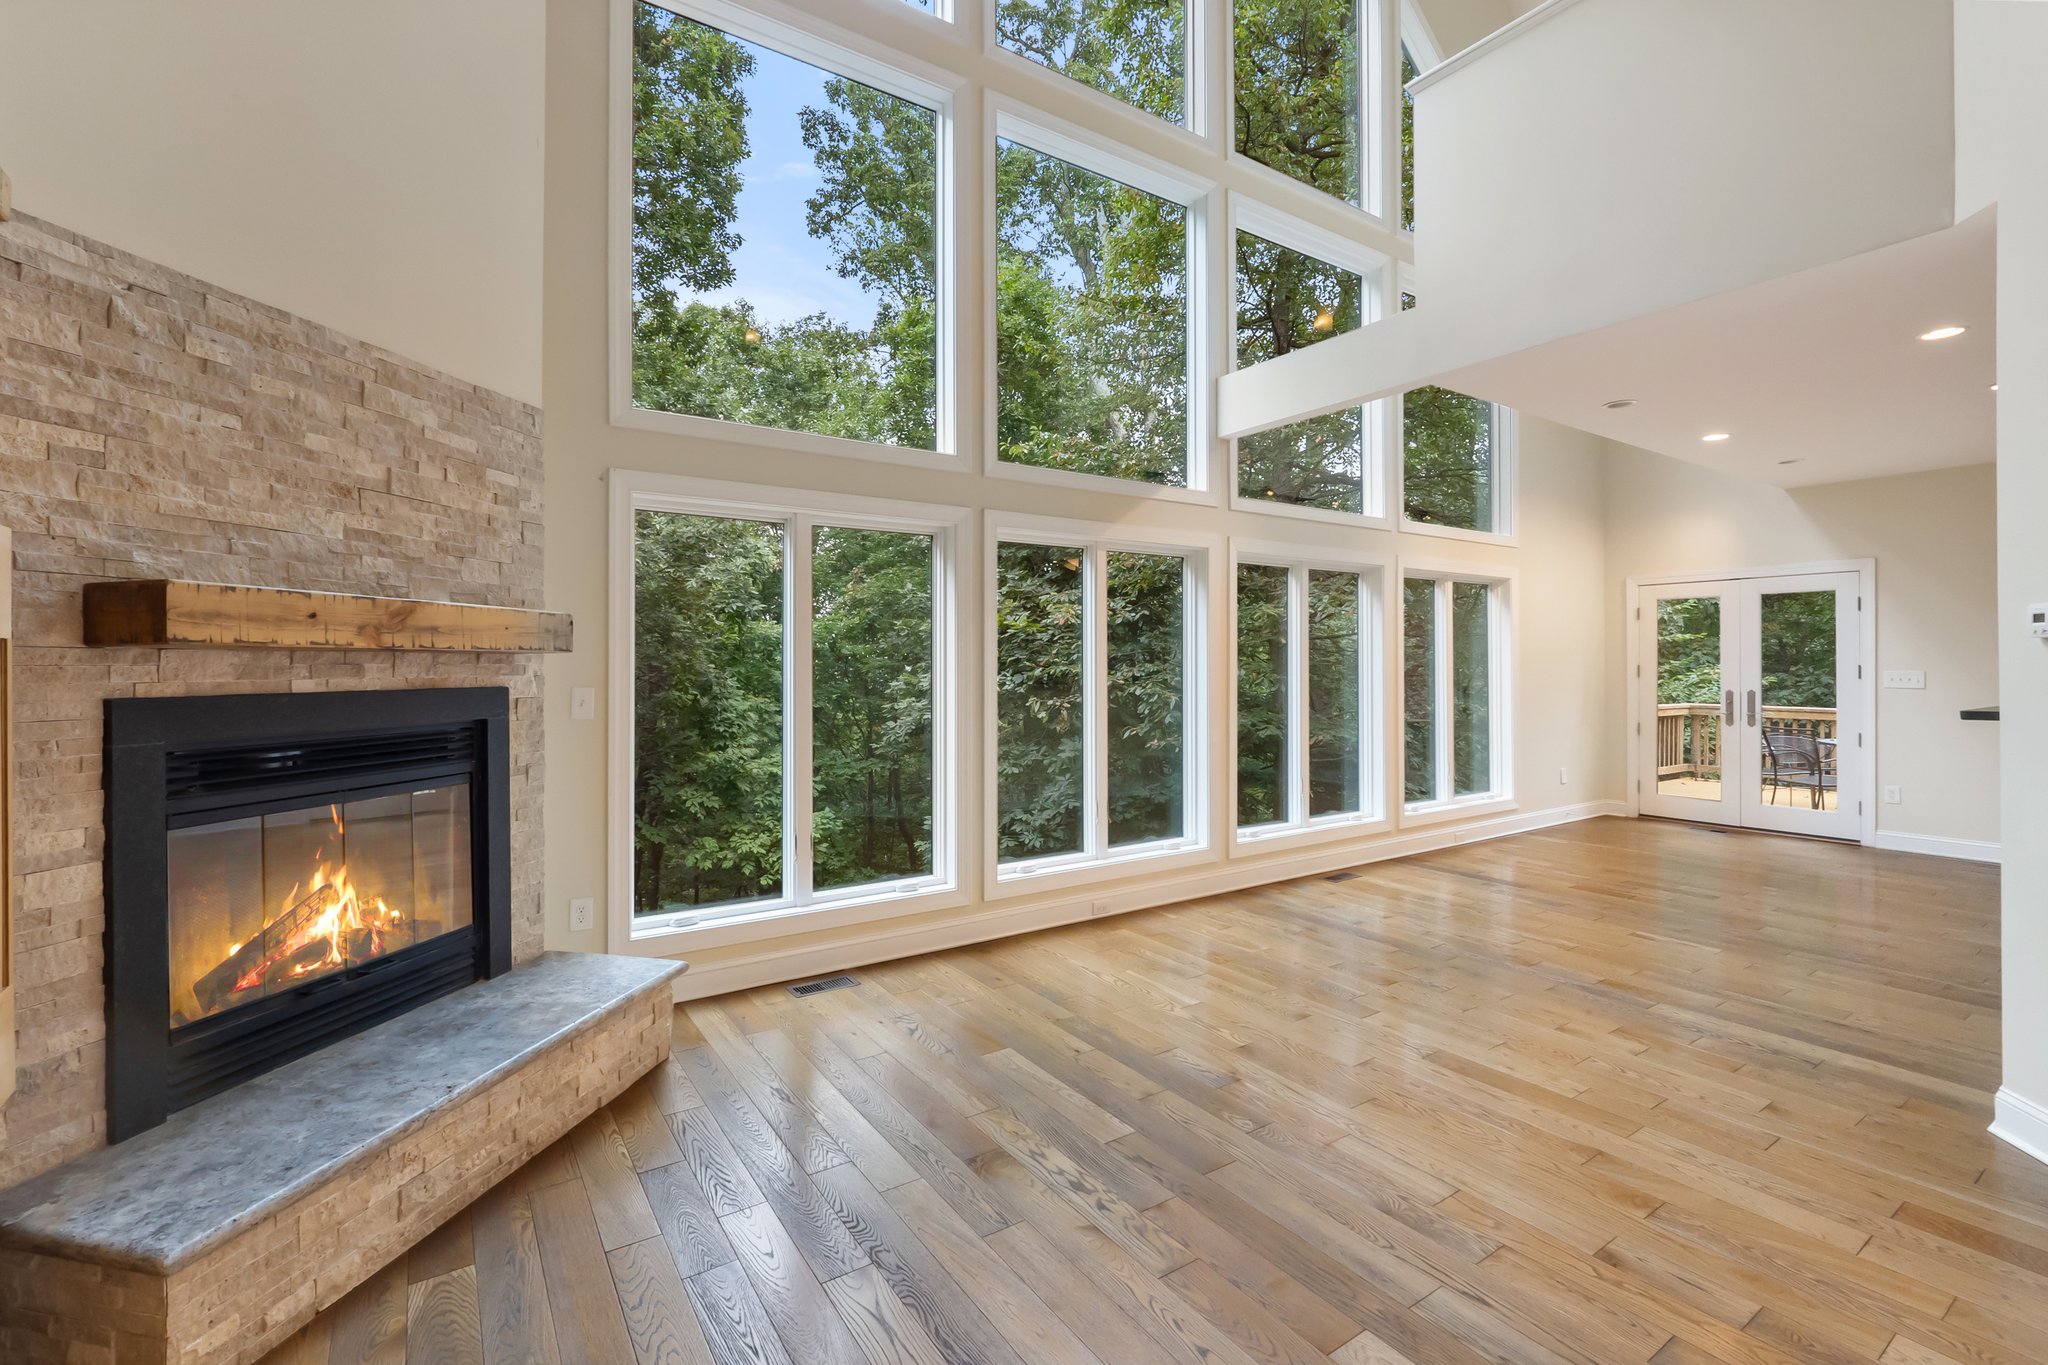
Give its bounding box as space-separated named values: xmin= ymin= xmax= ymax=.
xmin=0 ymin=0 xmax=546 ymax=406
xmin=538 ymin=0 xmax=1619 ymax=989
xmin=1956 ymin=0 xmax=2048 ymax=1145
xmin=1599 ymin=449 xmax=1999 ymax=849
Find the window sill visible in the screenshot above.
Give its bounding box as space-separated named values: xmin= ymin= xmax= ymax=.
xmin=1229 ymin=490 xmax=1393 ymax=531
xmin=985 ymin=456 xmax=1220 ymax=506
xmin=987 ymin=840 xmax=1216 ymax=901
xmin=611 ymin=402 xmax=967 ymax=473
xmin=618 ymin=880 xmax=965 ymax=956
xmin=1230 ymin=812 xmax=1392 ymax=857
xmin=1400 ymin=794 xmax=1517 ymax=828
xmin=1400 ymin=518 xmax=1516 ymax=548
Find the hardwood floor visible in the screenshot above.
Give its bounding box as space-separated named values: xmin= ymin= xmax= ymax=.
xmin=262 ymin=816 xmax=2048 ymax=1365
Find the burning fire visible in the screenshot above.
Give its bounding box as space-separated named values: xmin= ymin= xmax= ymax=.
xmin=225 ymin=805 xmax=402 ymax=997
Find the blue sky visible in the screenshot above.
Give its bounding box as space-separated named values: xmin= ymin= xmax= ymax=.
xmin=687 ymin=35 xmax=879 ymax=329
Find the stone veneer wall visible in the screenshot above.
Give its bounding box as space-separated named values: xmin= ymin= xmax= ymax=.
xmin=0 ymin=213 xmax=546 ymax=1189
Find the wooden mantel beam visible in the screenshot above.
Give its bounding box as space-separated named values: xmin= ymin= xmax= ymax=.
xmin=83 ymin=580 xmax=574 ymax=653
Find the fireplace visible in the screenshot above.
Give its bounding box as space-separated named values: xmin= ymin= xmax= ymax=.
xmin=104 ymin=689 xmax=512 ymax=1141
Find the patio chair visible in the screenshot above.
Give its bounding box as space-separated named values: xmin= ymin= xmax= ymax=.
xmin=1762 ymin=730 xmax=1835 ymax=809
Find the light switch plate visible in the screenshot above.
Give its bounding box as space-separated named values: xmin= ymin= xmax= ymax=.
xmin=1881 ymin=670 xmax=1925 ymax=690
xmin=569 ymin=897 xmax=595 ymax=932
xmin=571 ymin=687 xmax=596 ymax=720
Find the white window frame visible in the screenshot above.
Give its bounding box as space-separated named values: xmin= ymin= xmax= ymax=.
xmin=1225 ymin=195 xmax=1395 ymax=529
xmin=985 ymin=96 xmax=1222 ymax=504
xmin=984 ymin=0 xmax=1221 ymax=149
xmin=609 ymin=0 xmax=969 ymax=471
xmin=1398 ymin=390 xmax=1519 ymax=545
xmin=1228 ymin=540 xmax=1392 ymax=855
xmin=1396 ymin=0 xmax=1444 ymax=241
xmin=984 ymin=511 xmax=1219 ymax=898
xmin=609 ymin=470 xmax=969 ymax=953
xmin=1398 ymin=558 xmax=1515 ymax=825
xmin=1225 ymin=0 xmax=1396 ymax=230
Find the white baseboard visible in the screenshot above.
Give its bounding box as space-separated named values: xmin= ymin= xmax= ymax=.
xmin=1866 ymin=830 xmax=2002 ymax=864
xmin=1992 ymin=1087 xmax=2048 ymax=1168
xmin=669 ymin=799 xmax=1631 ymax=1002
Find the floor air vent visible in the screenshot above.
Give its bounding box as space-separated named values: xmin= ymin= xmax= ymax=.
xmin=788 ymin=975 xmax=859 ymax=998
xmin=1326 ymin=871 xmax=1360 ymax=882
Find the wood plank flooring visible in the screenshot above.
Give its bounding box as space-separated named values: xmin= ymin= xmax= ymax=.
xmin=263 ymin=817 xmax=2048 ymax=1365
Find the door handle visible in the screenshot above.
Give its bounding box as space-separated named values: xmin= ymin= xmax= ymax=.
xmin=1746 ymin=690 xmax=1758 ymax=727
xmin=1723 ymin=689 xmax=1735 ymax=724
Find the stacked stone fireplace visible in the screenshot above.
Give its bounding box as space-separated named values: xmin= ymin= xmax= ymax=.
xmin=0 ymin=211 xmax=545 ymax=1190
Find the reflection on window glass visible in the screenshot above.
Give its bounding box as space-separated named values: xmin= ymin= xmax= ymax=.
xmin=1656 ymin=597 xmax=1724 ymax=799
xmin=1107 ymin=553 xmax=1187 ymax=846
xmin=1235 ymin=231 xmax=1368 ymax=513
xmin=1308 ymin=571 xmax=1362 ymax=815
xmin=997 ymin=0 xmax=1187 ymax=124
xmin=1400 ymin=43 xmax=1419 ymax=230
xmin=812 ymin=528 xmax=936 ymax=892
xmin=1403 ymin=577 xmax=1436 ymax=803
xmin=630 ymin=5 xmax=940 ymax=448
xmin=997 ymin=543 xmax=1087 ymax=862
xmin=1452 ymin=581 xmax=1491 ymax=797
xmin=997 ymin=141 xmax=1189 ymax=487
xmin=633 ymin=511 xmax=786 ymax=914
xmin=1235 ymin=0 xmax=1362 ymax=204
xmin=1403 ymin=387 xmax=1495 ymax=531
xmin=1236 ymin=565 xmax=1292 ymax=828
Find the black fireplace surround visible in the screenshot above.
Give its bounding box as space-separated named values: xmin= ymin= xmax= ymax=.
xmin=105 ymin=688 xmax=512 ymax=1141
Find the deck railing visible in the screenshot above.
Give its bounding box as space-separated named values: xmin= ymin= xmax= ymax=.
xmin=1654 ymin=704 xmax=1837 ymax=778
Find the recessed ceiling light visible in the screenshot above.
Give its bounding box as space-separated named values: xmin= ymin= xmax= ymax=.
xmin=1991 ymin=383 xmax=1999 ymax=392
xmin=1919 ymin=325 xmax=1967 ymax=341
xmin=1702 ymin=432 xmax=1731 ymax=443
xmin=1602 ymin=398 xmax=1637 ymax=410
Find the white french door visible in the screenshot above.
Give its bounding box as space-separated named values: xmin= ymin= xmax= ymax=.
xmin=1637 ymin=571 xmax=1864 ymax=839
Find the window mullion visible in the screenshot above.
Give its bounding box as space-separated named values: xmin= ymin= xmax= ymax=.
xmin=788 ymin=514 xmax=816 ymax=906
xmin=1434 ymin=577 xmax=1454 ymax=804
xmin=1087 ymin=543 xmax=1111 ymax=858
xmin=1288 ymin=565 xmax=1311 ymax=827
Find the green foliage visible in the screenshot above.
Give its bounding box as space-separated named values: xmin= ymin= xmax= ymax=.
xmin=1235 ymin=0 xmax=1361 ymax=201
xmin=632 ymin=512 xmax=785 ymax=913
xmin=1106 ymin=553 xmax=1188 ymax=845
xmin=1235 ymin=231 xmax=1366 ymax=511
xmin=1657 ymin=593 xmax=1837 ymax=710
xmin=1308 ymin=570 xmax=1363 ymax=813
xmin=632 ymin=6 xmax=750 ymax=300
xmin=1402 ymin=578 xmax=1435 ymax=802
xmin=1400 ymin=44 xmax=1418 ymax=230
xmin=1236 ymin=566 xmax=1291 ymax=826
xmin=1655 ymin=598 xmax=1722 ymax=704
xmin=997 ymin=0 xmax=1187 ymax=123
xmin=1403 ymin=386 xmax=1494 ymax=530
xmin=995 ymin=544 xmax=1087 ymax=861
xmin=1451 ymin=581 xmax=1491 ymax=796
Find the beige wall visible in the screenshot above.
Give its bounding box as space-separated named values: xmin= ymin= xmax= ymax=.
xmin=0 ymin=0 xmax=546 ymax=404
xmin=1602 ymin=450 xmax=1999 ymax=847
xmin=540 ymin=0 xmax=1620 ymax=989
xmin=1957 ymin=0 xmax=2048 ymax=1141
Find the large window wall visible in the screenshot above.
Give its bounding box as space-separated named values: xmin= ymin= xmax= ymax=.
xmin=611 ymin=0 xmax=1525 ymax=950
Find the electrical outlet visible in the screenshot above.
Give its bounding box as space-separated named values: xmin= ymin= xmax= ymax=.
xmin=1090 ymin=900 xmax=1114 ymax=918
xmin=571 ymin=687 xmax=596 ymax=720
xmin=569 ymin=897 xmax=595 ymax=932
xmin=1883 ymin=786 xmax=1902 ymax=805
xmin=1881 ymin=670 xmax=1925 ymax=690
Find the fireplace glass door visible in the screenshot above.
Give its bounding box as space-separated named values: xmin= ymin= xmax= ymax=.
xmin=166 ymin=783 xmax=474 ymax=1027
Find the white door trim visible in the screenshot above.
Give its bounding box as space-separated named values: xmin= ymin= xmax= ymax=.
xmin=1625 ymin=559 xmax=1877 ymax=845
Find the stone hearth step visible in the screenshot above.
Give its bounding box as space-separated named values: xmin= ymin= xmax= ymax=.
xmin=0 ymin=951 xmax=684 ymax=1365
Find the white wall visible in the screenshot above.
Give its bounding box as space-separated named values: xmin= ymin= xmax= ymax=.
xmin=1956 ymin=0 xmax=2048 ymax=1158
xmin=0 ymin=0 xmax=546 ymax=404
xmin=1603 ymin=451 xmax=1999 ymax=849
xmin=540 ymin=0 xmax=1620 ymax=993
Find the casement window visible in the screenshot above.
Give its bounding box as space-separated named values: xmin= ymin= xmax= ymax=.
xmin=993 ymin=118 xmax=1203 ymax=492
xmin=1234 ymin=549 xmax=1385 ymax=844
xmin=1233 ymin=0 xmax=1373 ymax=210
xmin=992 ymin=521 xmax=1211 ymax=884
xmin=1398 ymin=2 xmax=1441 ymax=232
xmin=1401 ymin=387 xmax=1514 ymax=539
xmin=996 ymin=0 xmax=1189 ymax=126
xmin=1403 ymin=568 xmax=1510 ymax=812
xmin=1230 ymin=202 xmax=1388 ymax=520
xmin=619 ymin=476 xmax=962 ymax=935
xmin=625 ymin=0 xmax=951 ymax=456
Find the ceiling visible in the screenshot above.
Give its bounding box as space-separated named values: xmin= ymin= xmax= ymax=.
xmin=1439 ymin=211 xmax=1998 ymax=488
